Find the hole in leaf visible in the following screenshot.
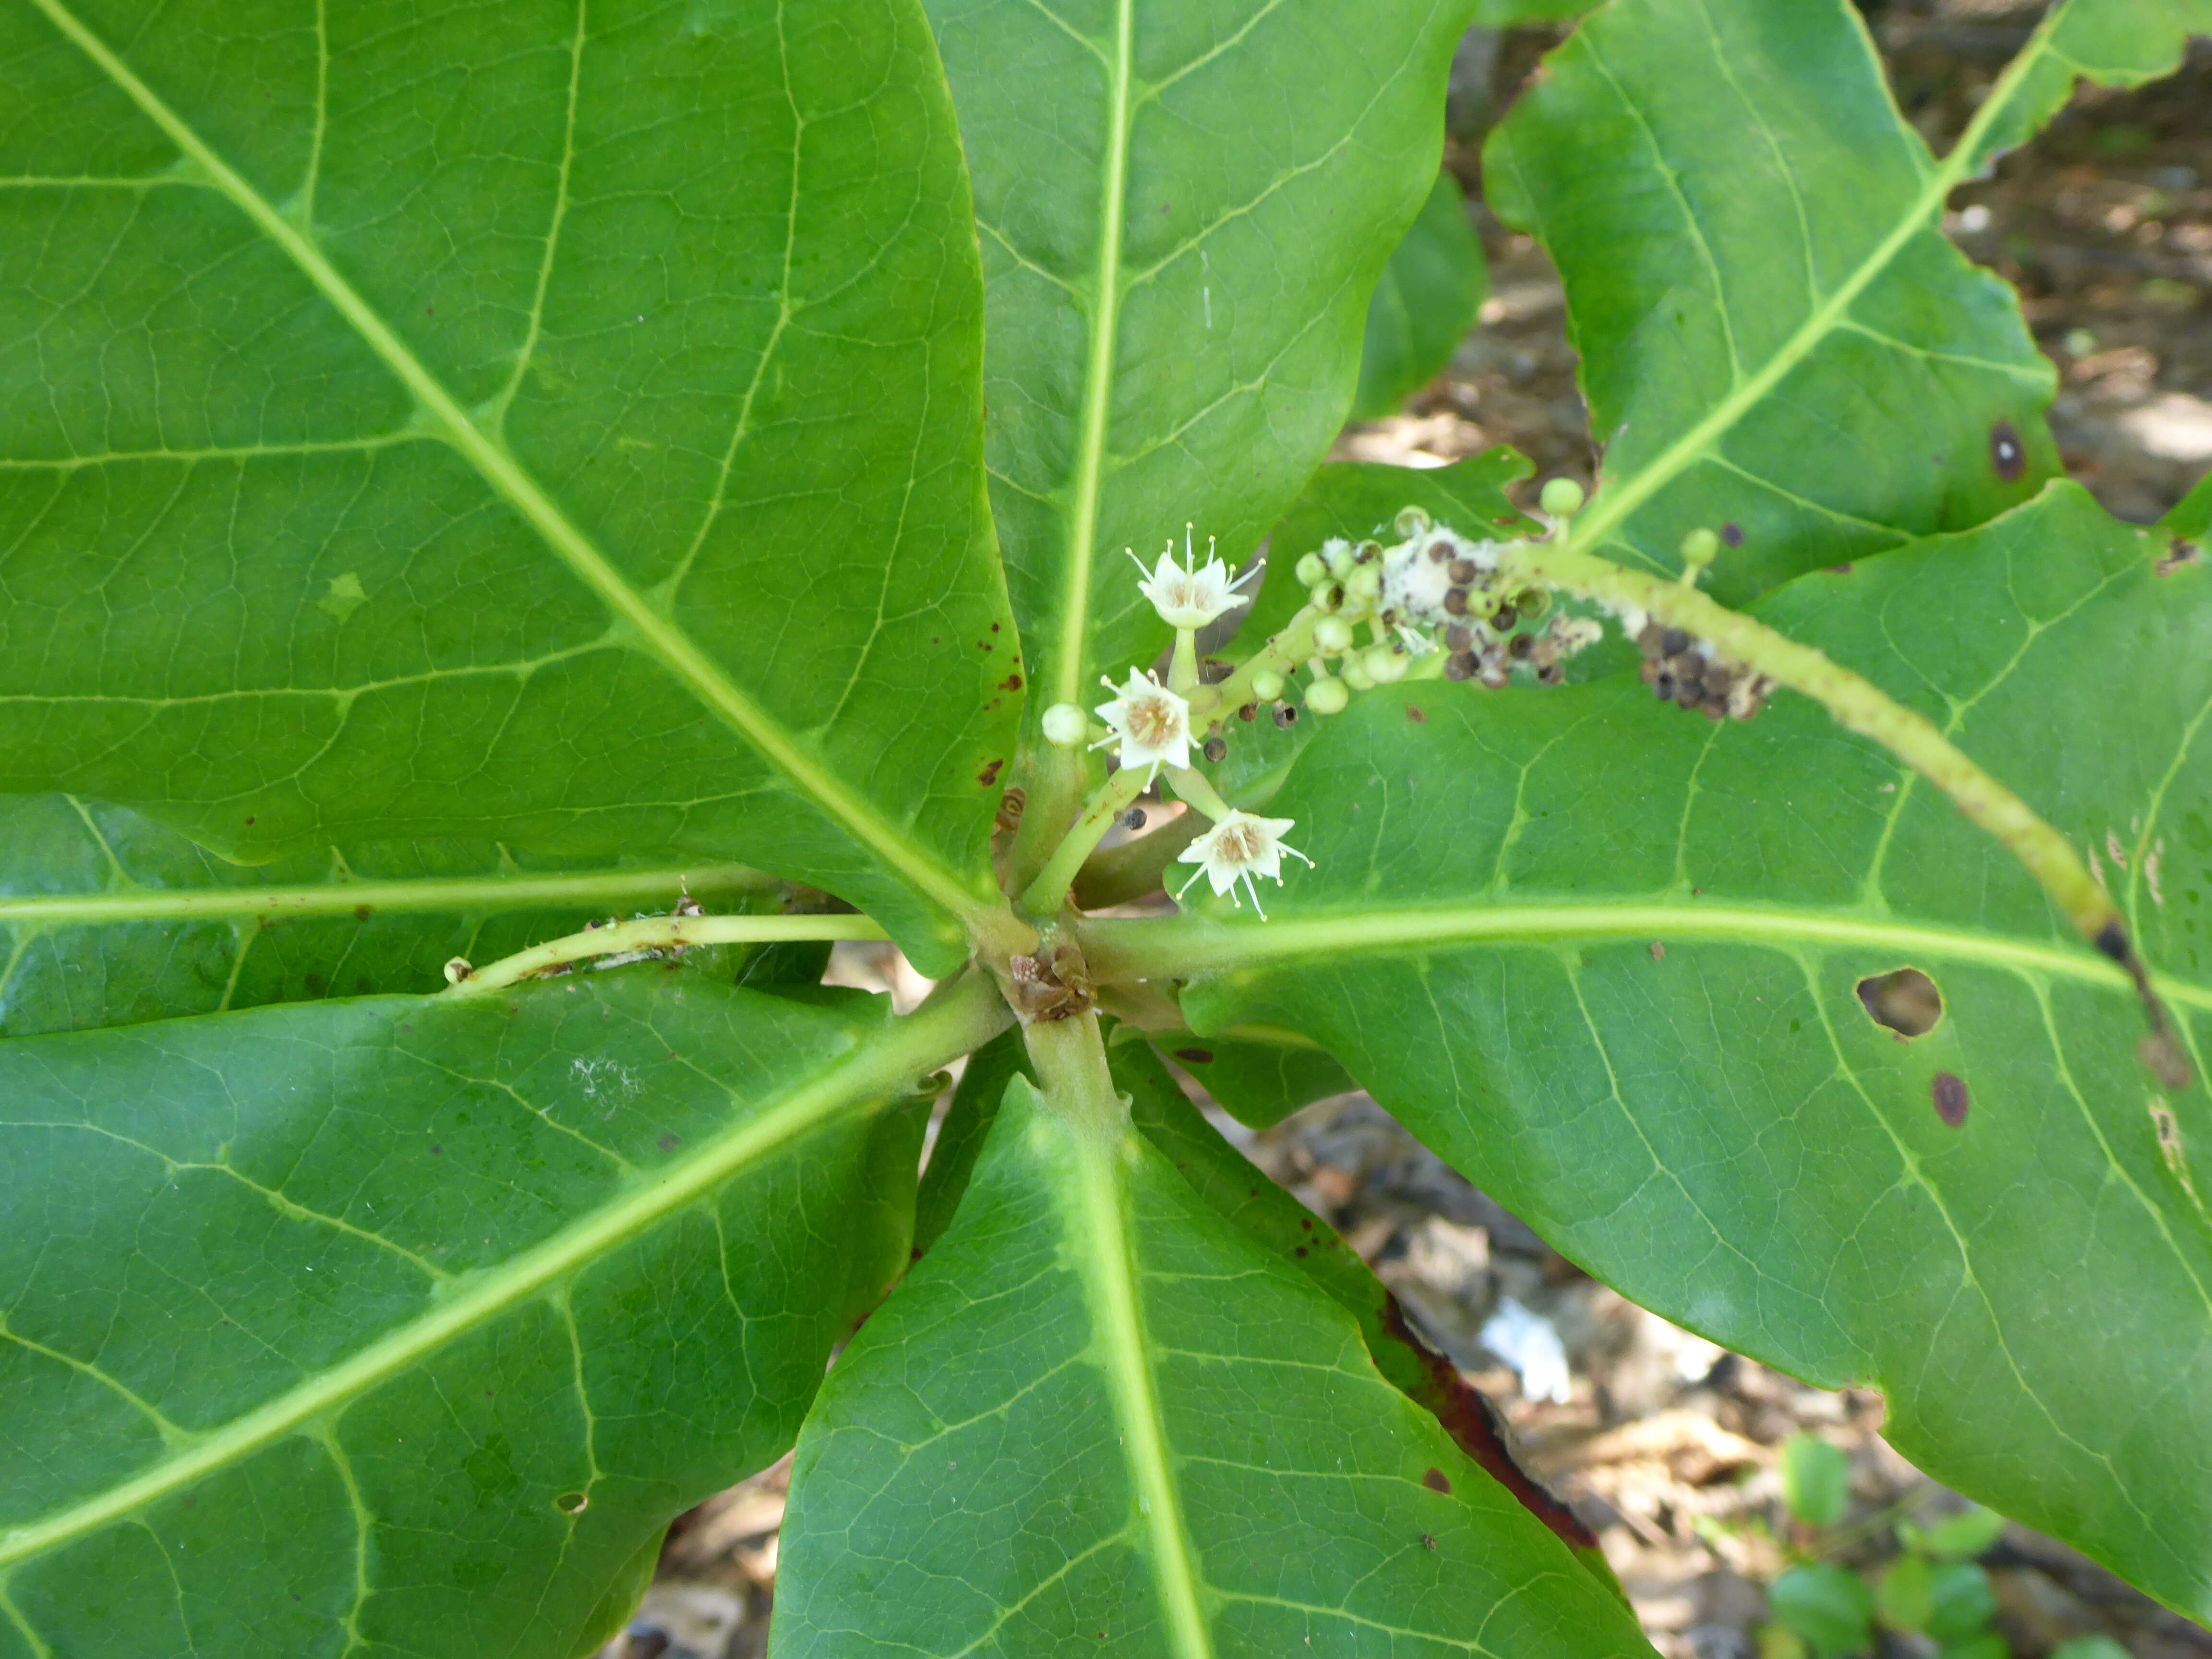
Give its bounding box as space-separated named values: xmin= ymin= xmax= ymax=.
xmin=1856 ymin=968 xmax=1943 ymax=1038
xmin=554 ymin=1491 xmax=589 ymax=1516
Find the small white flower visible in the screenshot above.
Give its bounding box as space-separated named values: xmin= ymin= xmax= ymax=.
xmin=1174 ymin=809 xmax=1312 ymax=919
xmin=1094 ymin=668 xmax=1192 ymax=777
xmin=1129 ymin=526 xmax=1255 ymax=630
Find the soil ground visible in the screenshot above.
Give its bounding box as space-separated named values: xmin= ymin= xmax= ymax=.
xmin=606 ymin=11 xmax=2212 ymax=1658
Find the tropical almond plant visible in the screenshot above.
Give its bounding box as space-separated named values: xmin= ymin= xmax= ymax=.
xmin=1 ymin=0 xmax=2209 ymax=1654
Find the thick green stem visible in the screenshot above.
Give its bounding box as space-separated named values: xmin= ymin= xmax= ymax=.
xmin=1020 ymin=765 xmax=1148 ymax=917
xmin=1162 ymin=765 xmax=1231 ymax=823
xmin=445 ymin=913 xmax=887 ymax=996
xmin=1188 ymin=602 xmax=1325 ymax=723
xmin=1005 ymin=741 xmax=1091 ymax=896
xmin=1020 ymin=1008 xmax=1129 ymax=1142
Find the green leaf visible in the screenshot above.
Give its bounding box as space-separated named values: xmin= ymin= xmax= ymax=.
xmin=1962 ymin=1 xmax=2212 ymax=169
xmin=1938 ymin=1635 xmax=2011 ymax=1659
xmin=2167 ymin=471 xmax=2212 ymax=546
xmin=1109 ymin=1040 xmax=1625 ymax=1598
xmin=0 ymin=0 xmax=1016 ymax=973
xmin=1142 ymin=1026 xmax=1353 ymax=1129
xmin=1483 ymin=0 xmax=2135 ymax=601
xmin=770 ymin=1070 xmax=1654 ymax=1657
xmin=1473 ymin=0 xmax=1590 ymax=22
xmin=0 ymin=793 xmax=778 ymax=1037
xmin=1923 ymin=1563 xmax=1999 ymax=1643
xmin=1769 ymin=1565 xmax=1875 ymax=1659
xmin=1104 ymin=484 xmax=2212 ymax=1618
xmin=1351 ymin=172 xmax=1488 ymax=423
xmin=924 ymin=0 xmax=1477 ymax=724
xmin=1878 ymin=1552 xmax=1935 ymax=1634
xmin=1781 ymin=1434 xmax=1851 ymax=1529
xmin=0 ymin=971 xmax=1005 ymax=1657
xmin=1909 ymin=1506 xmax=2008 ymax=1563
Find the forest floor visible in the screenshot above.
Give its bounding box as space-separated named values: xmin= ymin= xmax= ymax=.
xmin=607 ymin=9 xmax=2212 ymax=1658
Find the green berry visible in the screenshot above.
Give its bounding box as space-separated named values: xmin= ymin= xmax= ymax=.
xmin=1041 ymin=702 xmax=1089 ymax=747
xmin=1364 ymin=645 xmax=1409 ymax=684
xmin=1340 ymin=657 xmax=1375 ymax=691
xmin=1313 ymin=615 xmax=1355 ymax=654
xmin=1539 ymin=477 xmax=1586 ymax=517
xmin=1324 ymin=541 xmax=1355 ymax=578
xmin=1294 ymin=552 xmax=1327 ymax=587
xmin=1250 ymin=668 xmax=1286 ymax=701
xmin=1347 ymin=564 xmax=1382 ymax=599
xmin=1680 ymin=526 xmax=1720 ymax=567
xmin=1305 ymin=676 xmax=1350 ymax=715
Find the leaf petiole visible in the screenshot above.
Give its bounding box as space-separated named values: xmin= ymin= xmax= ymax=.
xmin=443 ymin=913 xmax=889 ymax=996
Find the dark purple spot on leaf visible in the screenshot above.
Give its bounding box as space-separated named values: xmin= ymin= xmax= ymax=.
xmin=1991 ymin=421 xmax=2025 ymax=481
xmin=658 ymin=1134 xmax=681 ymax=1153
xmin=1932 ymin=1072 xmax=1969 ymax=1127
xmin=1423 ymin=1467 xmax=1452 ymax=1494
xmin=1173 ymin=1047 xmax=1214 ymax=1065
xmin=1720 ymin=523 xmax=1743 ymax=548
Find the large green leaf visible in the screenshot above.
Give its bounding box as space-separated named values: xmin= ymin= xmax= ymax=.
xmin=1350 ymin=171 xmax=1488 ymax=423
xmin=770 ymin=1065 xmax=1653 ymax=1657
xmin=1479 ymin=0 xmax=2206 ymax=601
xmin=1095 ymin=483 xmax=2212 ymax=1619
xmin=0 ymin=971 xmax=1007 ymax=1657
xmin=0 ymin=0 xmax=1015 ymax=974
xmin=924 ymin=0 xmax=1477 ymax=723
xmin=0 ymin=793 xmax=778 ymax=1037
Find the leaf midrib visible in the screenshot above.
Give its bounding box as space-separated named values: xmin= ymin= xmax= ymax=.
xmin=26 ymin=0 xmax=987 ymax=935
xmin=1070 ymin=1128 xmax=1216 ymax=1659
xmin=1558 ymin=2 xmax=2067 ymax=555
xmin=0 ymin=974 xmax=1008 ymax=1571
xmin=1046 ymin=0 xmax=1137 ymax=709
xmin=0 ymin=864 xmax=771 ymax=928
xmin=1082 ymin=899 xmax=2212 ymax=1014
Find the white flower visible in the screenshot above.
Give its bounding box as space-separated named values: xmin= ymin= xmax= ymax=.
xmin=1094 ymin=668 xmax=1192 ymax=777
xmin=1174 ymin=809 xmax=1311 ymax=919
xmin=1129 ymin=526 xmax=1254 ymax=630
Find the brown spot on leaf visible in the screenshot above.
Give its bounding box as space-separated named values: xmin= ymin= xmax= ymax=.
xmin=1423 ymin=1534 xmax=1438 ymax=1551
xmin=2157 ymin=541 xmax=2202 ymax=578
xmin=977 ymin=759 xmax=1003 ymax=787
xmin=1172 ymin=1047 xmax=1215 ymax=1065
xmin=353 ymin=904 xmax=374 ymax=923
xmin=1000 ymin=673 xmax=1022 ymax=692
xmin=1990 ymin=421 xmax=2025 ymax=481
xmin=1406 ymin=705 xmax=1427 ymax=724
xmin=1423 ymin=1467 xmax=1452 ymax=1495
xmin=658 ymin=1134 xmax=681 ymax=1153
xmin=1649 ymin=941 xmax=1665 ymax=961
xmin=1932 ymin=1072 xmax=1969 ymax=1127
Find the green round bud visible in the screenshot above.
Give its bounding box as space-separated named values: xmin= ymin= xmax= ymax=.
xmin=1312 ymin=615 xmax=1355 ymax=654
xmin=1364 ymin=644 xmax=1409 ymax=685
xmin=1539 ymin=477 xmax=1586 ymax=517
xmin=1464 ymin=586 xmax=1499 ymax=618
xmin=1305 ymin=675 xmax=1350 ymax=716
xmin=1324 ymin=541 xmax=1356 ymax=579
xmin=1340 ymin=658 xmax=1376 ymax=691
xmin=1293 ymin=551 xmax=1328 ymax=587
xmin=1249 ymin=668 xmax=1286 ymax=702
xmin=1680 ymin=526 xmax=1720 ymax=567
xmin=1347 ymin=563 xmax=1382 ymax=599
xmin=1394 ymin=506 xmax=1432 ymax=540
xmin=1041 ymin=702 xmax=1089 ymax=748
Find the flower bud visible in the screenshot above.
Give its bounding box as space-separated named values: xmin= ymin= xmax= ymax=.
xmin=1680 ymin=526 xmax=1720 ymax=568
xmin=1340 ymin=657 xmax=1375 ymax=691
xmin=1304 ymin=675 xmax=1350 ymax=715
xmin=1294 ymin=552 xmax=1328 ymax=587
xmin=1324 ymin=540 xmax=1356 ymax=579
xmin=1312 ymin=615 xmax=1355 ymax=654
xmin=1363 ymin=644 xmax=1409 ymax=685
xmin=1347 ymin=563 xmax=1382 ymax=599
xmin=1041 ymin=702 xmax=1090 ymax=747
xmin=1250 ymin=668 xmax=1286 ymax=701
xmin=1539 ymin=477 xmax=1586 ymax=517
